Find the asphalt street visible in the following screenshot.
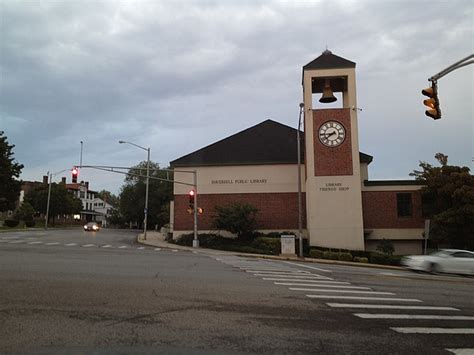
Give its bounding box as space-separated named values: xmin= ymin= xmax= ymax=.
xmin=0 ymin=228 xmax=473 ymax=354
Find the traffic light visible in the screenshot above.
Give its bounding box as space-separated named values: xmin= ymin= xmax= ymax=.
xmin=72 ymin=166 xmax=78 ymax=183
xmin=188 ymin=190 xmax=195 ymax=210
xmin=422 ymin=82 xmax=441 ymax=120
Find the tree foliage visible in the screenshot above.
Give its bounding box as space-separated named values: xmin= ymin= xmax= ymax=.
xmin=213 ymin=202 xmax=259 ymax=240
xmin=0 ymin=131 xmax=24 ymax=211
xmin=25 ymin=183 xmax=82 ymax=225
xmin=14 ymin=202 xmax=35 ymax=222
xmin=97 ymin=190 xmax=119 ymax=207
xmin=410 ymin=153 xmax=474 ymax=249
xmin=118 ymin=161 xmax=173 ymax=229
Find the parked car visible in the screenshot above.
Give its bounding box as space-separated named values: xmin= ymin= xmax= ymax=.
xmin=83 ymin=222 xmax=100 ymax=232
xmin=401 ymin=249 xmax=474 ymax=276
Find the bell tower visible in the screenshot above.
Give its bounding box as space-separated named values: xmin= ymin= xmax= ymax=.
xmin=302 ymin=50 xmax=364 ymax=250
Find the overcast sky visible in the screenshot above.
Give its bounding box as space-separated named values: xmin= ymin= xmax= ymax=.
xmin=1 ymin=0 xmax=473 ymax=194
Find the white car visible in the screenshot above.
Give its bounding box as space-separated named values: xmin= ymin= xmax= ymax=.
xmin=401 ymin=249 xmax=474 ymax=276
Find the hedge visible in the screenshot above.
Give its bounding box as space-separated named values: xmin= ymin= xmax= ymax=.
xmin=4 ymin=219 xmax=19 ymax=228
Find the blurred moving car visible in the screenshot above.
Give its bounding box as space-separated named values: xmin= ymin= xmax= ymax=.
xmin=83 ymin=222 xmax=100 ymax=232
xmin=401 ymin=249 xmax=474 ymax=276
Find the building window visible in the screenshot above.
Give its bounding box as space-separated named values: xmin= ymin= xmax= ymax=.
xmin=397 ymin=193 xmax=412 ymax=217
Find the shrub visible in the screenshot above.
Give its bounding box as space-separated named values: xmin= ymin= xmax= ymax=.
xmin=309 ymin=249 xmax=324 ymax=259
xmin=213 ymin=202 xmax=259 ymax=240
xmin=25 ymin=220 xmax=35 ymax=228
xmin=376 ymin=239 xmax=395 ymax=256
xmin=338 ymin=252 xmax=353 ymax=262
xmin=4 ymin=219 xmax=19 ymax=227
xmin=369 ymin=252 xmax=393 ymax=265
xmin=323 ymin=251 xmax=339 ymax=260
xmin=354 ymin=256 xmax=369 ymax=263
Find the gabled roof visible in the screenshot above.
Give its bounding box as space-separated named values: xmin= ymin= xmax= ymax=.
xmin=303 ymin=49 xmax=356 ymax=71
xmin=170 ymin=119 xmax=373 ymax=167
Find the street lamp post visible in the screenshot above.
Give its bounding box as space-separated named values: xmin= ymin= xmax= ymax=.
xmin=119 ymin=140 xmax=150 ymax=240
xmin=45 ymin=172 xmax=52 ymax=230
xmin=297 ymin=103 xmax=304 ymax=258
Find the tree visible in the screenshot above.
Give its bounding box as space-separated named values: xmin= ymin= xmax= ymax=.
xmin=213 ymin=202 xmax=259 ymax=240
xmin=97 ymin=190 xmax=119 ymax=207
xmin=25 ymin=183 xmax=82 ymax=225
xmin=0 ymin=131 xmax=24 ymax=211
xmin=118 ymin=161 xmax=173 ymax=229
xmin=410 ymin=153 xmax=474 ymax=249
xmin=14 ymin=202 xmax=35 ymax=222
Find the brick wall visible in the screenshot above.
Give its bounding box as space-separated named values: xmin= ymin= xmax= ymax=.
xmin=362 ymin=190 xmax=424 ymax=229
xmin=174 ymin=192 xmax=306 ymax=231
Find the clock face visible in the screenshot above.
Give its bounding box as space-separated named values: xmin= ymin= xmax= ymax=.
xmin=318 ymin=121 xmax=346 ymax=147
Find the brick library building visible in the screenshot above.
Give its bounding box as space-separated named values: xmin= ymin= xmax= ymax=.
xmin=169 ymin=50 xmax=425 ymax=255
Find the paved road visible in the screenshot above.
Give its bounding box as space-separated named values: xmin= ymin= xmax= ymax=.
xmin=1 ymin=229 xmax=473 ymax=354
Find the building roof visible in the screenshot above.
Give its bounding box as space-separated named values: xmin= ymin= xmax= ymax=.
xmin=303 ymin=49 xmax=356 ymax=71
xmin=170 ymin=119 xmax=373 ymax=167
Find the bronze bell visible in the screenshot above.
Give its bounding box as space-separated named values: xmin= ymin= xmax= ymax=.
xmin=319 ymin=79 xmax=337 ymax=103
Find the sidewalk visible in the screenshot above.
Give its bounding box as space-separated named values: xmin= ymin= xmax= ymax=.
xmin=137 ymin=231 xmax=403 ymax=271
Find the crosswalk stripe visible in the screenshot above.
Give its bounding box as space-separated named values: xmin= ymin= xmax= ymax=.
xmin=446 ymin=349 xmax=474 ymax=354
xmin=307 ymin=295 xmax=422 ymax=302
xmin=155 ymin=248 xmax=161 ymax=251
xmin=28 ymin=241 xmax=43 ymax=244
xmin=0 ymin=240 xmax=10 ymax=243
xmin=101 ymin=245 xmax=112 ymax=248
xmin=283 ymin=261 xmax=332 ymax=273
xmin=391 ymin=328 xmax=474 ymax=334
xmin=355 ymin=314 xmax=474 ymax=320
xmin=253 ymin=273 xmax=332 ymax=280
xmin=327 ymin=303 xmax=459 ymax=311
xmin=275 ymin=283 xmax=370 ymax=289
xmin=243 ymin=268 xmax=310 ymax=273
xmin=291 ymin=288 xmax=392 ymax=295
xmin=263 ymin=278 xmax=348 ymax=284
xmin=137 ymin=247 xmax=145 ymax=250
xmin=246 ymin=270 xmax=310 ymax=274
xmin=64 ymin=243 xmax=77 ymax=246
xmin=172 ymin=249 xmax=178 ymax=252
xmin=82 ymin=244 xmax=95 ymax=247
xmin=45 ymin=242 xmax=59 ymax=245
xmin=9 ymin=240 xmax=27 ymax=243
xmin=118 ymin=246 xmax=128 ymax=249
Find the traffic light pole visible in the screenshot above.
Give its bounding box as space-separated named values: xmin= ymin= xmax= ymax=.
xmin=192 ymin=170 xmax=199 ymax=248
xmin=428 ymin=54 xmax=473 ymax=82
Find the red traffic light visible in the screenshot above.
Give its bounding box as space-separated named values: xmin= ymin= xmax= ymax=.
xmin=72 ymin=167 xmax=78 ymax=175
xmin=72 ymin=167 xmax=79 ymax=183
xmin=189 ymin=190 xmax=195 ymax=209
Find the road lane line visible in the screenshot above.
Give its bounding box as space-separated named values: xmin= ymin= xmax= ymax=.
xmin=245 ymin=270 xmax=310 ymax=274
xmin=275 ymin=283 xmax=370 ymax=289
xmin=118 ymin=246 xmax=128 ymax=249
xmin=154 ymin=248 xmax=161 ymax=251
xmin=137 ymin=247 xmax=145 ymax=250
xmin=326 ymin=303 xmax=459 ymax=311
xmin=283 ymin=261 xmax=332 ymax=273
xmin=45 ymin=242 xmax=60 ymax=245
xmin=290 ymin=288 xmax=393 ymax=295
xmin=82 ymin=244 xmax=95 ymax=247
xmin=28 ymin=241 xmax=43 ymax=245
xmin=101 ymin=245 xmax=112 ymax=248
xmin=263 ymin=278 xmax=349 ymax=284
xmin=355 ymin=314 xmax=474 ymax=320
xmin=64 ymin=243 xmax=77 ymax=246
xmin=308 ymin=296 xmax=422 ymax=302
xmin=391 ymin=328 xmax=474 ymax=334
xmin=253 ymin=273 xmax=332 ymax=280
xmin=172 ymin=249 xmax=178 ymax=252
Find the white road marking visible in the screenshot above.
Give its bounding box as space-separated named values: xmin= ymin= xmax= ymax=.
xmin=9 ymin=240 xmax=27 ymax=243
xmin=118 ymin=246 xmax=128 ymax=249
xmin=137 ymin=247 xmax=145 ymax=250
xmin=283 ymin=261 xmax=332 ymax=273
xmin=263 ymin=278 xmax=349 ymax=284
xmin=154 ymin=248 xmax=161 ymax=251
xmin=391 ymin=328 xmax=474 ymax=334
xmin=241 ymin=267 xmax=308 ymax=272
xmin=291 ymin=288 xmax=393 ymax=295
xmin=2 ymin=236 xmax=19 ymax=240
xmin=82 ymin=244 xmax=95 ymax=247
xmin=355 ymin=314 xmax=474 ymax=320
xmin=45 ymin=242 xmax=60 ymax=245
xmin=308 ymin=295 xmax=422 ymax=302
xmin=172 ymin=249 xmax=178 ymax=252
xmin=101 ymin=245 xmax=112 ymax=248
xmin=446 ymin=349 xmax=474 ymax=355
xmin=245 ymin=270 xmax=310 ymax=275
xmin=253 ymin=273 xmax=332 ymax=280
xmin=275 ymin=283 xmax=370 ymax=289
xmin=64 ymin=243 xmax=77 ymax=246
xmin=28 ymin=241 xmax=43 ymax=245
xmin=0 ymin=239 xmax=11 ymax=243
xmin=327 ymin=303 xmax=459 ymax=311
